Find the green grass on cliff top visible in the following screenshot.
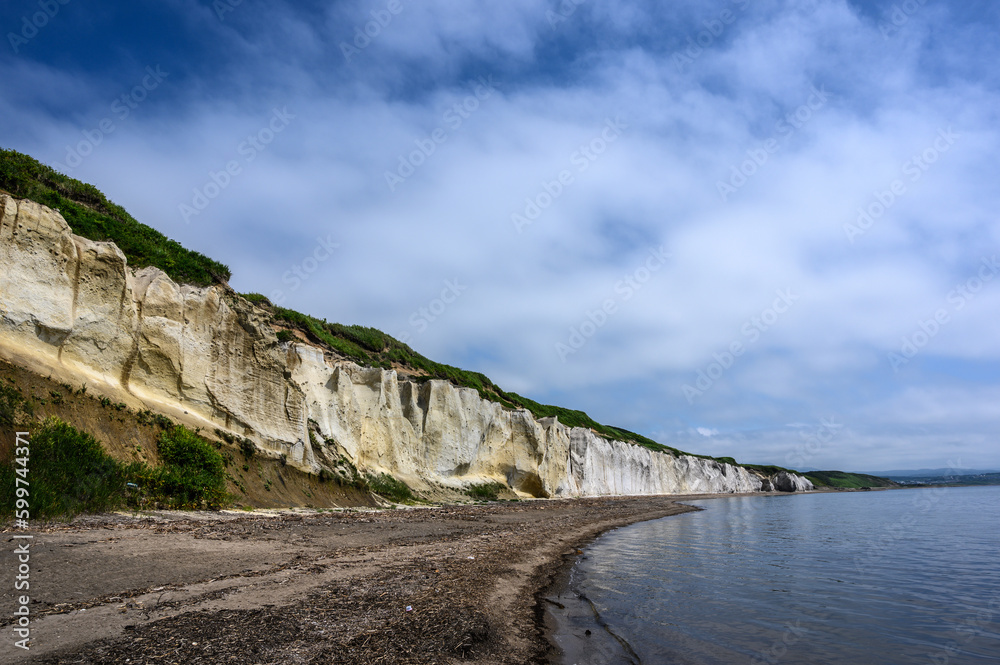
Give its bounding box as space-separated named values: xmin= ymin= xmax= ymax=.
xmin=0 ymin=149 xmax=230 ymax=286
xmin=264 ymin=303 xmax=682 ymax=455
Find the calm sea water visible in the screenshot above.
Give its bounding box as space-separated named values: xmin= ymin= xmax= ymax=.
xmin=551 ymin=486 xmax=1000 ymax=665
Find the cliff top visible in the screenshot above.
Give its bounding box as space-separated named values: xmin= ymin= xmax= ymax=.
xmin=0 ymin=148 xmax=230 ymax=286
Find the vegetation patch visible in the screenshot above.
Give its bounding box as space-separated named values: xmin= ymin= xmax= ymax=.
xmin=0 ymin=149 xmax=229 ymax=286
xmin=0 ymin=417 xmax=232 ymax=519
xmin=131 ymin=426 xmax=229 ymax=509
xmin=240 ymin=437 xmax=257 ymax=458
xmin=465 ymin=481 xmax=507 ymax=501
xmin=805 ymin=470 xmax=897 ymax=489
xmin=0 ymin=384 xmax=33 ymax=428
xmin=744 ymin=463 xmax=795 ymax=477
xmin=0 ymin=418 xmax=139 ymax=520
xmin=365 ymin=472 xmax=415 ymax=503
xmin=240 ymin=292 xmax=272 ymax=306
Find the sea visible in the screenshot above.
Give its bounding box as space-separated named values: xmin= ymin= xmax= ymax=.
xmin=547 ymin=486 xmax=1000 ymax=665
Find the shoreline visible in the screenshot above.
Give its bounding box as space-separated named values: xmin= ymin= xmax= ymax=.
xmin=534 ymin=491 xmax=820 ymax=665
xmin=2 ymin=492 xmax=817 ymax=664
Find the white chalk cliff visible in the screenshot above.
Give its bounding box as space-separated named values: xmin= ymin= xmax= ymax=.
xmin=0 ymin=194 xmax=812 ymax=497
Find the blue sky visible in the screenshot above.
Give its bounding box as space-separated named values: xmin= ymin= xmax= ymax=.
xmin=2 ymin=0 xmax=998 ymax=472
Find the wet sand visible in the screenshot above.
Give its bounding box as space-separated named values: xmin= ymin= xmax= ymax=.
xmin=2 ymin=496 xmax=702 ymax=664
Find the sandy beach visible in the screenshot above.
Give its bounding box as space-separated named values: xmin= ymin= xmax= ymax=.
xmin=2 ymin=496 xmax=706 ymax=664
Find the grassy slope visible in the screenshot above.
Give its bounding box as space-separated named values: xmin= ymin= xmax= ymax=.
xmin=0 ymin=148 xmax=895 ymax=484
xmin=0 ymin=149 xmax=229 ymax=286
xmin=804 ymin=471 xmax=898 ymax=489
xmin=0 ymin=357 xmax=378 ymax=513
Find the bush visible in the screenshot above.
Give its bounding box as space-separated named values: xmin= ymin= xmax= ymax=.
xmin=214 ymin=428 xmax=236 ymax=444
xmin=240 ymin=292 xmax=272 ymax=306
xmin=0 ymin=149 xmax=230 ymax=286
xmin=0 ymin=418 xmax=137 ymax=519
xmin=138 ymin=426 xmax=228 ymax=509
xmin=465 ymin=481 xmax=506 ymax=501
xmin=0 ymin=385 xmax=32 ymax=428
xmin=366 ymin=472 xmax=414 ymax=503
xmin=158 ymin=426 xmax=225 ymax=477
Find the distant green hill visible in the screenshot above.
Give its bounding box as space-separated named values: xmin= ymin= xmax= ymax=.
xmin=804 ymin=471 xmax=898 ymax=489
xmin=892 ymin=473 xmax=1000 ymax=487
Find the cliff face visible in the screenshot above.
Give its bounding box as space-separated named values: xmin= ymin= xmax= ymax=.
xmin=0 ymin=194 xmax=812 ymax=497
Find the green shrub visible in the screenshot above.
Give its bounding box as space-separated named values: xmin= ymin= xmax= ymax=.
xmin=240 ymin=292 xmax=272 ymax=306
xmin=153 ymin=413 xmax=173 ymax=429
xmin=275 ymin=330 xmax=294 ymax=343
xmin=0 ymin=385 xmax=32 ymax=428
xmin=214 ymin=428 xmax=236 ymax=444
xmin=137 ymin=426 xmax=228 ymax=509
xmin=366 ymin=472 xmax=414 ymax=503
xmin=0 ymin=418 xmax=138 ymax=519
xmin=157 ymin=426 xmax=224 ymax=477
xmin=465 ymin=481 xmax=506 ymax=501
xmin=0 ymin=149 xmax=230 ymax=286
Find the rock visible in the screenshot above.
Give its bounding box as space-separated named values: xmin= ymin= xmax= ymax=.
xmin=772 ymin=471 xmax=814 ymax=492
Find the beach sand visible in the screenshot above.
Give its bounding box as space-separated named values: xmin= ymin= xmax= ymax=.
xmin=1 ymin=496 xmax=703 ymax=664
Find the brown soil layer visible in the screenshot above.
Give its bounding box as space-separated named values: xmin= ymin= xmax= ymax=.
xmin=0 ymin=357 xmax=379 ymax=509
xmin=1 ymin=497 xmax=698 ymax=664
